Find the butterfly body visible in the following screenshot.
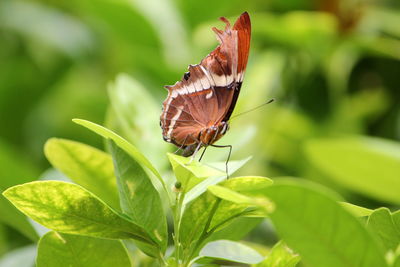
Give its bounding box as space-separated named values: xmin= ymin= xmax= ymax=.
xmin=160 ymin=12 xmax=251 ymax=156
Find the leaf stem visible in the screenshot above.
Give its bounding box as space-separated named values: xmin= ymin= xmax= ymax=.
xmin=173 ymin=190 xmax=185 ymax=266
xmin=184 ymin=199 xmax=222 ymax=265
xmin=157 ymin=251 xmax=168 ymax=266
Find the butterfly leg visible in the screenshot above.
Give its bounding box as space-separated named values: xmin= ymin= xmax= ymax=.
xmin=175 ymin=134 xmax=191 ymax=154
xmin=188 ymin=141 xmax=203 ymax=164
xmin=198 ymin=146 xmax=208 ymax=162
xmin=210 ymin=144 xmax=232 ymax=178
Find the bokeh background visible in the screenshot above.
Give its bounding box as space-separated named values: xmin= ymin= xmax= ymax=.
xmin=0 ymin=0 xmax=399 ymax=265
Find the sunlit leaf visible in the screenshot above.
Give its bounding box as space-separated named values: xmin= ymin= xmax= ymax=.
xmin=37 ymin=231 xmax=131 ymax=267
xmin=367 ymin=208 xmax=400 ymax=251
xmin=305 ymin=137 xmax=400 ymax=204
xmin=180 ymin=176 xmax=272 ymax=254
xmin=209 ymin=177 xmax=274 ymax=229
xmin=340 ymin=202 xmax=374 ymax=217
xmin=199 ymin=240 xmax=264 ymax=264
xmin=183 ymin=157 xmax=252 ymax=204
xmin=44 ymin=138 xmax=120 ymax=210
xmin=263 ymin=179 xmax=388 ymax=267
xmin=168 ymin=153 xmax=224 ymax=192
xmin=72 ymin=119 xmax=170 ymax=199
xmin=2 ymin=181 xmax=154 ymax=244
xmin=255 ymin=241 xmax=300 ymax=267
xmin=207 ymin=185 xmax=274 ymax=213
xmin=110 ymin=141 xmax=167 ymax=253
xmin=204 ymin=217 xmax=263 ymax=244
xmin=208 ymin=185 xmax=254 ymax=204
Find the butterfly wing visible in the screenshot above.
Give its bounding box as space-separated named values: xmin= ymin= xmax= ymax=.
xmin=201 ymin=11 xmax=251 ymax=123
xmin=160 ymin=12 xmax=251 ymax=147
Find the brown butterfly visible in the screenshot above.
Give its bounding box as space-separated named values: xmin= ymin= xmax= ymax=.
xmin=160 ymin=12 xmax=251 ymax=159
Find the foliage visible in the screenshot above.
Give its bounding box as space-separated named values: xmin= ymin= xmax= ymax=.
xmin=0 ymin=0 xmax=400 ymax=266
xmin=0 ymin=119 xmax=399 ymax=266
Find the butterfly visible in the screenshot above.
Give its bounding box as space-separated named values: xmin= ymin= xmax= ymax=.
xmin=160 ymin=12 xmax=251 ymax=159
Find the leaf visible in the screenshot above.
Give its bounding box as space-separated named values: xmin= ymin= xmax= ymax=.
xmin=2 ymin=181 xmax=154 ymax=244
xmin=255 ymin=241 xmax=300 ymax=267
xmin=72 ymin=119 xmax=168 ymax=194
xmin=108 ymin=74 xmax=169 ymax=170
xmin=367 ymin=208 xmax=400 ymax=251
xmin=199 ymin=240 xmax=264 ymax=264
xmin=207 ymin=185 xmax=274 ymax=213
xmin=167 ymin=153 xmax=224 ymax=192
xmin=37 ymin=231 xmax=132 ymax=267
xmin=44 ymin=138 xmax=120 ymax=210
xmin=180 ymin=176 xmax=272 ymax=253
xmin=208 ymin=185 xmax=254 ymax=204
xmin=263 ymin=179 xmax=388 ymax=267
xmin=0 ymin=197 xmax=38 ymax=242
xmin=110 ymin=141 xmax=167 ymax=252
xmin=204 ymin=217 xmax=263 ymax=244
xmin=183 ymin=157 xmax=253 ymax=204
xmin=340 ymin=202 xmax=374 ymax=217
xmin=209 ymin=177 xmax=274 ymax=230
xmin=304 ymin=137 xmax=400 ymax=204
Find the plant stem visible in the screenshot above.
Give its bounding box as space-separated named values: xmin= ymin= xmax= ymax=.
xmin=184 ymin=199 xmax=222 ymax=265
xmin=158 ymin=252 xmax=168 ymax=266
xmin=173 ymin=191 xmax=185 ymax=266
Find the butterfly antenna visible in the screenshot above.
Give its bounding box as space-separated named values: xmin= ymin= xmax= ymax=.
xmin=230 ymin=98 xmax=275 ymax=120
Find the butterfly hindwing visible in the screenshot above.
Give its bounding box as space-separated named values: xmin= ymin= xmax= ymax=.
xmin=160 ymin=12 xmax=251 ymax=148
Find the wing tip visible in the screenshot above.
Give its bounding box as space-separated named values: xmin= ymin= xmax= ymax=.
xmin=234 ymin=11 xmax=251 ymax=31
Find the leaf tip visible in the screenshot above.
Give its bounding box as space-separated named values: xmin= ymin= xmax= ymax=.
xmin=2 ymin=185 xmax=17 ymax=201
xmin=72 ymin=118 xmax=86 ymax=125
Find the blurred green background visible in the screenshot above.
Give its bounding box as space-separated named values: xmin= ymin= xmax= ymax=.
xmin=0 ymin=0 xmax=400 ymax=264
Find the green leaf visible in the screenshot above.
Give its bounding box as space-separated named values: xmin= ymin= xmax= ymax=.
xmin=72 ymin=119 xmax=168 ymax=195
xmin=340 ymin=202 xmax=374 ymax=217
xmin=208 ymin=185 xmax=254 ymax=204
xmin=2 ymin=181 xmax=154 ymax=244
xmin=204 ymin=217 xmax=263 ymax=244
xmin=180 ymin=176 xmax=272 ymax=253
xmin=263 ymin=179 xmax=388 ymax=267
xmin=110 ymin=141 xmax=167 ymax=252
xmin=37 ymin=231 xmax=132 ymax=267
xmin=367 ymin=208 xmax=400 ymax=251
xmin=207 ymin=185 xmax=274 ymax=213
xmin=167 ymin=153 xmax=224 ymax=192
xmin=255 ymin=241 xmax=300 ymax=267
xmin=108 ymin=74 xmax=169 ymax=169
xmin=183 ymin=157 xmax=252 ymax=205
xmin=305 ymin=137 xmax=400 ymax=204
xmin=199 ymin=240 xmax=264 ymax=264
xmin=44 ymin=138 xmax=120 ymax=210
xmin=209 ymin=177 xmax=274 ymax=229
xmin=0 ymin=197 xmax=38 ymax=242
